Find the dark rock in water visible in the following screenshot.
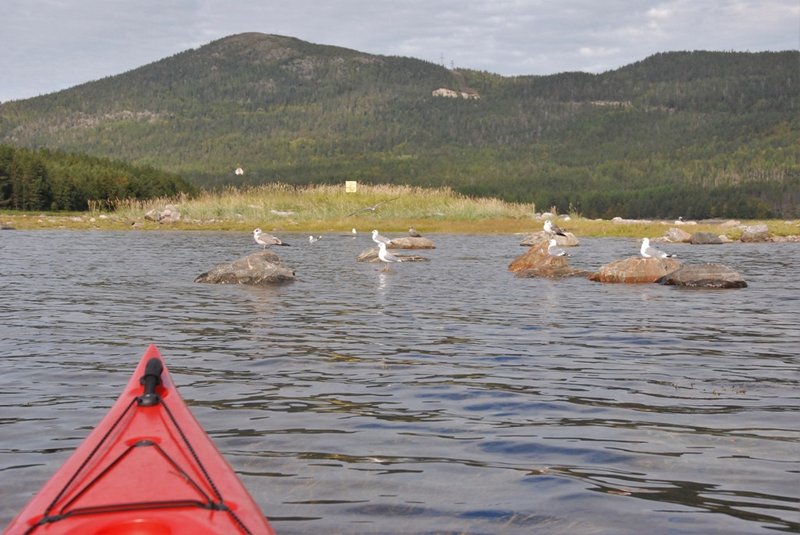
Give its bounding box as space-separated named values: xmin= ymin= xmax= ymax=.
xmin=740 ymin=224 xmax=770 ymax=242
xmin=589 ymin=256 xmax=681 ymax=283
xmin=509 ymin=241 xmax=589 ymax=278
xmin=357 ymin=247 xmax=429 ymax=262
xmin=387 ymin=236 xmax=436 ymax=249
xmin=658 ymin=263 xmax=747 ymax=288
xmin=195 ymin=251 xmax=295 ymax=285
xmin=690 ymin=232 xmax=724 ymax=245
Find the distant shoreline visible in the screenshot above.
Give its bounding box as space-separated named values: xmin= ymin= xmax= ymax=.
xmin=2 ymin=211 xmax=798 ymax=241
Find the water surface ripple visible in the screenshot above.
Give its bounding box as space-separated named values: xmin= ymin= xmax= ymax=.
xmin=1 ymin=230 xmax=798 ymax=534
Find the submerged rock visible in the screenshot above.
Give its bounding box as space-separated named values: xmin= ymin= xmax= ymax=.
xmin=658 ymin=263 xmax=747 ymax=288
xmin=509 ymin=241 xmax=589 ymax=278
xmin=195 ymin=251 xmax=295 ymax=285
xmin=357 ymin=247 xmax=429 ymax=263
xmin=589 ymin=256 xmax=681 ymax=283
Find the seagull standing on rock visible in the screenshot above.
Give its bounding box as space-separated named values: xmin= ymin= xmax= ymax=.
xmin=543 ymin=219 xmax=567 ymax=237
xmin=640 ymin=238 xmax=675 ymax=258
xmin=547 ymin=238 xmax=568 ymax=257
xmin=371 ymin=229 xmax=393 ymax=245
xmin=253 ymin=228 xmax=290 ymax=249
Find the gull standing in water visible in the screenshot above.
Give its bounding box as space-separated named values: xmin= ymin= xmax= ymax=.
xmin=547 ymin=238 xmax=569 ymax=257
xmin=371 ymin=229 xmax=393 ymax=245
xmin=308 ymin=235 xmax=321 ymax=244
xmin=377 ymin=242 xmax=403 ymax=271
xmin=253 ymin=228 xmax=290 ymax=249
xmin=543 ymin=219 xmax=567 ymax=237
xmin=640 ymin=238 xmax=675 ymax=258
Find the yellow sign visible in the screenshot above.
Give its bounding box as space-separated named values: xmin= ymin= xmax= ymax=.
xmin=345 ymin=181 xmax=358 ymax=193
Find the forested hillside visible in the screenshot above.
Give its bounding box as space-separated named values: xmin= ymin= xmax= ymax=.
xmin=0 ymin=145 xmax=194 ymax=211
xmin=1 ymin=33 xmax=797 ymax=218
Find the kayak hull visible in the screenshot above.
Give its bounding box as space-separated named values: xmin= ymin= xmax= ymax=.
xmin=5 ymin=345 xmax=275 ymax=535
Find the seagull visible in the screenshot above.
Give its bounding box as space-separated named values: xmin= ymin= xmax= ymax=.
xmin=640 ymin=237 xmax=675 ymax=258
xmin=547 ymin=238 xmax=568 ymax=257
xmin=371 ymin=229 xmax=393 ymax=245
xmin=408 ymin=227 xmax=421 ymax=237
xmin=377 ymin=242 xmax=403 ymax=270
xmin=308 ymin=235 xmax=321 ymax=244
xmin=543 ymin=219 xmax=567 ymax=237
xmin=253 ymin=228 xmax=289 ymax=249
xmin=347 ymin=197 xmax=399 ymax=217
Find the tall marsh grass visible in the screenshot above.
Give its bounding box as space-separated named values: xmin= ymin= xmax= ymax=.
xmin=110 ymin=183 xmax=536 ymax=231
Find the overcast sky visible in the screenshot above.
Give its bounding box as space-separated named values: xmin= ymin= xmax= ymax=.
xmin=2 ymin=0 xmax=798 ymax=102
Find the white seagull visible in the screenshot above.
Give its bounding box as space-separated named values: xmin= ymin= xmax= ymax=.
xmin=408 ymin=227 xmax=421 ymax=237
xmin=543 ymin=219 xmax=567 ymax=237
xmin=377 ymin=242 xmax=404 ymax=270
xmin=253 ymin=228 xmax=289 ymax=249
xmin=640 ymin=238 xmax=675 ymax=258
xmin=371 ymin=229 xmax=393 ymax=245
xmin=547 ymin=238 xmax=568 ymax=257
xmin=308 ymin=235 xmax=321 ymax=244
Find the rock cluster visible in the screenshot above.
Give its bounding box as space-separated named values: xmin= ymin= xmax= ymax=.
xmin=144 ymin=204 xmax=181 ymax=224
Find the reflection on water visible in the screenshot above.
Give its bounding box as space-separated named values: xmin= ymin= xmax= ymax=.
xmin=1 ymin=230 xmax=799 ymax=534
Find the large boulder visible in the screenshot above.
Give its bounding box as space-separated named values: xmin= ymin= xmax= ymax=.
xmin=520 ymin=231 xmax=579 ymax=247
xmin=665 ymin=227 xmax=692 ymax=243
xmin=357 ymin=247 xmax=429 ymax=262
xmin=690 ymin=232 xmax=724 ymax=245
xmin=658 ymin=263 xmax=747 ymax=288
xmin=387 ymin=236 xmax=436 ymax=249
xmin=509 ymin=241 xmax=589 ymax=278
xmin=195 ymin=251 xmax=295 ymax=285
xmin=740 ymin=224 xmax=770 ymax=242
xmin=589 ymin=257 xmax=681 ymax=283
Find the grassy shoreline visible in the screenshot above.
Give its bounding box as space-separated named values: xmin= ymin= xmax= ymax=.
xmin=2 ymin=184 xmax=798 ymax=238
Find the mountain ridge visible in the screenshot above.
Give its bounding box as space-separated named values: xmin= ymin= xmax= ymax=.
xmin=1 ymin=32 xmax=798 ymax=218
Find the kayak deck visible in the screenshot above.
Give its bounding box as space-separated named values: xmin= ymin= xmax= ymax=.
xmin=5 ymin=345 xmax=275 ymax=535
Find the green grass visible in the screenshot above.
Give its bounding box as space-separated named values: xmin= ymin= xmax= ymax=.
xmin=2 ymin=183 xmax=798 ymax=237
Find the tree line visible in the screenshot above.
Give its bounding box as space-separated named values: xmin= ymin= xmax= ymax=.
xmin=0 ymin=145 xmax=195 ymax=211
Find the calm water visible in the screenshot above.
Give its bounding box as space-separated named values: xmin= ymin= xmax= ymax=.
xmin=1 ymin=229 xmax=798 ymax=534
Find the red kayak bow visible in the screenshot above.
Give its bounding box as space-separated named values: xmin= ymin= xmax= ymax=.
xmin=5 ymin=345 xmax=275 ymax=534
